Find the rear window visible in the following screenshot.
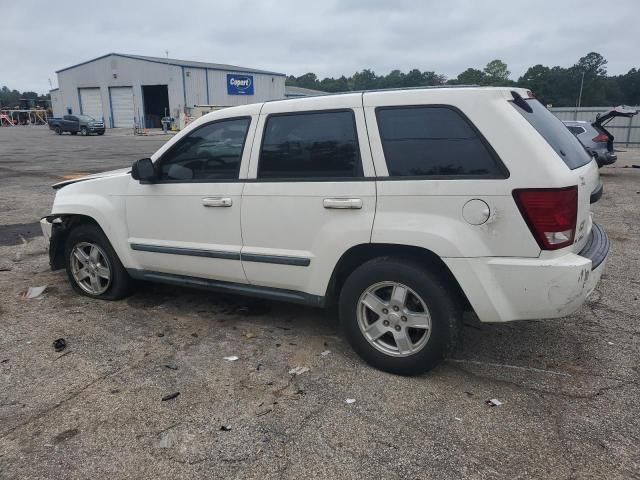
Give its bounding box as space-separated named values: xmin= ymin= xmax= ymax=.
xmin=566 ymin=125 xmax=586 ymax=135
xmin=512 ymin=99 xmax=592 ymax=169
xmin=376 ymin=106 xmax=506 ymax=178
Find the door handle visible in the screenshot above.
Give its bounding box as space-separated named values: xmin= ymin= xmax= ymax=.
xmin=202 ymin=197 xmax=232 ymax=207
xmin=323 ymin=198 xmax=362 ymax=209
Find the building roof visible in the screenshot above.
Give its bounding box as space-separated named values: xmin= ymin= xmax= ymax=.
xmin=56 ymin=53 xmax=286 ymax=77
xmin=284 ymin=86 xmax=327 ymax=97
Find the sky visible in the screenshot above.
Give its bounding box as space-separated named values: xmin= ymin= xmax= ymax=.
xmin=3 ymin=0 xmax=639 ymax=93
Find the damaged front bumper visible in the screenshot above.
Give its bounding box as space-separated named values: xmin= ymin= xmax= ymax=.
xmin=40 ymin=216 xmax=67 ymax=270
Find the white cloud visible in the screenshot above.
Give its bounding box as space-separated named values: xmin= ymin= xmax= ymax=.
xmin=2 ymin=0 xmax=638 ymax=92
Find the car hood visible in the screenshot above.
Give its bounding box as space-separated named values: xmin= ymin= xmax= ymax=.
xmin=52 ymin=167 xmax=130 ymax=190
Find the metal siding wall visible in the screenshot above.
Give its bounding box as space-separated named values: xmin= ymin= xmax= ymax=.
xmin=56 ymin=55 xmax=185 ymax=127
xmin=208 ymin=70 xmax=285 ymax=106
xmin=50 ymin=91 xmax=63 ymax=117
xmin=550 ymin=106 xmax=640 ymax=145
xmin=184 ymin=68 xmax=207 ymax=107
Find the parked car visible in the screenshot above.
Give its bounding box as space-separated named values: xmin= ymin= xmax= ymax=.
xmin=48 ymin=115 xmax=105 ymax=136
xmin=564 ymin=106 xmax=638 ymax=167
xmin=40 ymin=87 xmax=609 ymax=375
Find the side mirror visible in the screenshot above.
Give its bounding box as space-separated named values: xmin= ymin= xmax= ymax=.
xmin=131 ymin=158 xmax=156 ymax=183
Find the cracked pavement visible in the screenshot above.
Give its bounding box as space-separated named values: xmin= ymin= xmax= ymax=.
xmin=1 ymin=127 xmax=639 ymax=479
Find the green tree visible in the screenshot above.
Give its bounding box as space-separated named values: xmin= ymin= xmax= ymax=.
xmin=484 ymin=59 xmax=511 ymax=85
xmin=451 ymin=68 xmax=486 ymax=85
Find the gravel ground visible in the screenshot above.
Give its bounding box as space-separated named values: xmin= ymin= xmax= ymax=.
xmin=1 ymin=126 xmax=639 ymax=479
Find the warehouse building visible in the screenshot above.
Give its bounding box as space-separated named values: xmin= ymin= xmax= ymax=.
xmin=51 ymin=53 xmax=286 ymax=128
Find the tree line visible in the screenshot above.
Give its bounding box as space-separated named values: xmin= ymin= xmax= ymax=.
xmin=286 ymin=52 xmax=640 ymax=107
xmin=0 ymin=86 xmax=50 ymax=109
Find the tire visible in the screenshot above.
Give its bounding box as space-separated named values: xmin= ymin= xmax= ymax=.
xmin=64 ymin=224 xmax=133 ymax=300
xmin=55 ymin=127 xmax=62 ymax=135
xmin=339 ymin=257 xmax=462 ymax=375
xmin=80 ymin=127 xmax=88 ymax=136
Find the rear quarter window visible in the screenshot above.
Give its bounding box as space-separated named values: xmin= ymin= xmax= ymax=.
xmin=376 ymin=106 xmax=506 ymax=178
xmin=512 ymin=98 xmax=592 ymax=170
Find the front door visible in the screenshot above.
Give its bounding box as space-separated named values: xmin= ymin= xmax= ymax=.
xmin=126 ymin=116 xmax=254 ymax=283
xmin=241 ymin=97 xmax=377 ymax=298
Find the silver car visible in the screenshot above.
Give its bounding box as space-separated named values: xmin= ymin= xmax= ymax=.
xmin=564 ymin=106 xmax=638 ymax=167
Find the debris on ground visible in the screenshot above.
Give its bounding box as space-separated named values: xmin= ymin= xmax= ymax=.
xmin=164 ymin=361 xmax=178 ymax=370
xmin=21 ymin=285 xmax=47 ymax=299
xmin=256 ymin=409 xmax=272 ymax=417
xmin=345 ymin=398 xmax=356 ymax=404
xmin=52 ymin=338 xmax=66 ymax=352
xmin=289 ymin=366 xmax=309 ymax=375
xmin=223 ymin=356 xmax=239 ymax=362
xmin=191 ymin=333 xmax=198 ymax=337
xmin=219 ymin=425 xmax=231 ymax=431
xmin=161 ymin=392 xmax=180 ymax=401
xmin=485 ymin=398 xmax=503 ymax=407
xmin=454 ymin=417 xmax=462 ymax=421
xmin=245 ymin=331 xmax=257 ymax=339
xmin=156 ymin=332 xmax=165 ymax=338
xmin=321 ymin=350 xmax=331 ymax=356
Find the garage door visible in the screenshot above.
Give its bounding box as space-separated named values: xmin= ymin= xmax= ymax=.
xmin=79 ymin=88 xmax=103 ymax=120
xmin=110 ymin=87 xmax=135 ymax=128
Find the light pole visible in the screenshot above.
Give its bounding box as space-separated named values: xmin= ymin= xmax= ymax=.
xmin=576 ymin=70 xmax=585 ymax=110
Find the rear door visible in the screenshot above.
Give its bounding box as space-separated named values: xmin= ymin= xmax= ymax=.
xmin=241 ymin=95 xmax=376 ymax=297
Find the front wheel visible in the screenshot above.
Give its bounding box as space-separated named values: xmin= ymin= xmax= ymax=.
xmin=64 ymin=224 xmax=133 ymax=300
xmin=339 ymin=258 xmax=462 ymax=375
xmin=80 ymin=127 xmax=88 ymax=136
xmin=55 ymin=127 xmax=62 ymax=135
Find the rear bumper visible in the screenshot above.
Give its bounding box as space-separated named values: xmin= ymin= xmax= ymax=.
xmin=444 ymin=223 xmax=609 ymax=323
xmin=597 ymin=151 xmax=617 ymax=166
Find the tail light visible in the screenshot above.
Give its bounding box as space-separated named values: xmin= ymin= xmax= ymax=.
xmin=513 ymin=186 xmax=578 ymax=250
xmin=592 ymin=133 xmax=609 ymax=143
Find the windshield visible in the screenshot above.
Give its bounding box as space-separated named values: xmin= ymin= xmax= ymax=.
xmin=512 ymin=98 xmax=592 ymax=170
xmin=77 ymin=115 xmax=96 ymax=121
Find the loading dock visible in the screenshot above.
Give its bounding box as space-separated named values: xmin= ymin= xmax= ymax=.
xmin=142 ymin=85 xmax=169 ymax=128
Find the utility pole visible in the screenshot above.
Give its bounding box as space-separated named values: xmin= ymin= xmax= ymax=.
xmin=576 ymin=70 xmax=585 ymax=118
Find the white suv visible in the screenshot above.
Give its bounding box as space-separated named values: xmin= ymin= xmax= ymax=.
xmin=41 ymin=87 xmax=609 ymax=375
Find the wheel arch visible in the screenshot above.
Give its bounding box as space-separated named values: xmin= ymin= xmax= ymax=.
xmin=48 ymin=214 xmax=104 ymax=270
xmin=325 ymin=243 xmax=471 ymax=311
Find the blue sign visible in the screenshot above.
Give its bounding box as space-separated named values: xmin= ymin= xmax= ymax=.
xmin=227 ymin=74 xmax=254 ymax=95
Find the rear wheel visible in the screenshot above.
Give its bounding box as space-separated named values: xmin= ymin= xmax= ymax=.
xmin=339 ymin=257 xmax=462 ymax=375
xmin=64 ymin=224 xmax=133 ymax=300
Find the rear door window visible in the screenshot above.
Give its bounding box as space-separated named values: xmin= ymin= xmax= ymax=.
xmin=567 ymin=125 xmax=586 ymax=135
xmin=376 ymin=106 xmax=506 ymax=178
xmin=512 ymin=98 xmax=592 ymax=169
xmin=258 ymin=110 xmax=362 ymax=179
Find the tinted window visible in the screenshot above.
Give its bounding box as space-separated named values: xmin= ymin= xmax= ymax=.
xmin=258 ymin=110 xmax=361 ymax=179
xmin=512 ymin=99 xmax=592 ymax=169
xmin=567 ymin=125 xmax=585 ymax=135
xmin=158 ymin=118 xmax=250 ymax=181
xmin=376 ymin=107 xmax=504 ymax=177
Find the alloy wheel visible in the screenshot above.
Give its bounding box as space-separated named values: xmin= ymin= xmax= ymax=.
xmin=356 ymin=281 xmax=431 ymax=357
xmin=70 ymin=242 xmax=112 ymax=295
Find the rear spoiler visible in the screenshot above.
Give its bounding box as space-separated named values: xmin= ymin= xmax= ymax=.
xmin=595 ymin=106 xmax=638 ymax=127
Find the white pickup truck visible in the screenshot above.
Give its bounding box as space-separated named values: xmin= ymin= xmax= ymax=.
xmin=41 ymin=87 xmax=609 ymax=375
